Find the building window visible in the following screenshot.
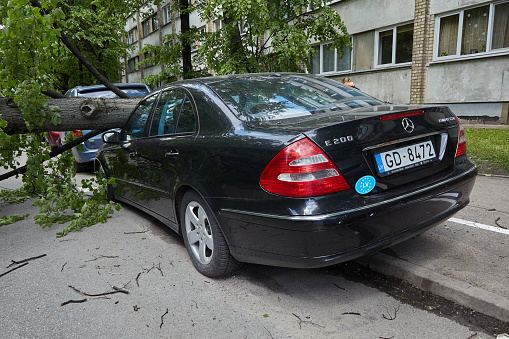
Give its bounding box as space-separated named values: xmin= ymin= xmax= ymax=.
xmin=309 ymin=43 xmax=352 ymax=74
xmin=127 ymin=27 xmax=138 ymax=44
xmin=376 ymin=23 xmax=413 ymax=66
xmin=163 ymin=4 xmax=171 ymax=25
xmin=435 ymin=1 xmax=509 ymax=59
xmin=195 ymin=26 xmax=206 ymax=49
xmin=142 ymin=15 xmax=158 ymax=38
xmin=128 ymin=56 xmax=140 ymax=73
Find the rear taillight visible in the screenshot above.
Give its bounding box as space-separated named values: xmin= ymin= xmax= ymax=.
xmin=455 ymin=117 xmax=467 ymax=157
xmin=72 ymin=130 xmax=83 ymax=137
xmin=260 ymin=138 xmax=351 ymax=198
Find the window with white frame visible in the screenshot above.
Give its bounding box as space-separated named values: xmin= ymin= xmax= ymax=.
xmin=163 ymin=4 xmax=171 ymax=25
xmin=376 ymin=23 xmax=413 ymax=66
xmin=127 ymin=27 xmax=138 ymax=44
xmin=436 ymin=1 xmax=509 ymax=59
xmin=309 ymin=43 xmax=352 ymax=74
xmin=142 ymin=15 xmax=158 ymax=37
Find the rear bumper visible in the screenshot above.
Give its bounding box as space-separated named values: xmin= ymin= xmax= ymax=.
xmin=217 ymin=165 xmax=477 ymax=268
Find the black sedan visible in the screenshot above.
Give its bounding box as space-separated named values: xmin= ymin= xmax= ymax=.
xmin=96 ymin=73 xmax=477 ymax=278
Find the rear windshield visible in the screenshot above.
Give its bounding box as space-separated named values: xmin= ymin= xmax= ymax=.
xmin=77 ymin=87 xmax=149 ymax=98
xmin=207 ymin=74 xmax=381 ymax=121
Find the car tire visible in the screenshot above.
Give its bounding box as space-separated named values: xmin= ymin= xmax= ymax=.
xmin=73 ymin=160 xmax=91 ymax=173
xmin=180 ymin=191 xmax=241 ymax=278
xmin=97 ymin=162 xmax=115 ymax=202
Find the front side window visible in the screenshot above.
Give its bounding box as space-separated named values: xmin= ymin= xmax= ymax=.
xmin=377 ymin=23 xmax=413 ymax=66
xmin=149 ymin=90 xmax=185 ymax=136
xmin=123 ymin=95 xmax=158 ymax=141
xmin=436 ymin=2 xmax=509 ymax=59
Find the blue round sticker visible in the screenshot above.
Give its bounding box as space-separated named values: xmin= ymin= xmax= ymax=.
xmin=355 ymin=175 xmax=376 ymax=195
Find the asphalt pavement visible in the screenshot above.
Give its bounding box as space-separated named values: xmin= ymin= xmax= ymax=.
xmin=0 ymin=168 xmax=508 ymax=336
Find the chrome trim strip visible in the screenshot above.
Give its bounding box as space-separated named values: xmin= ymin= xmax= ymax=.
xmin=220 ymin=166 xmax=477 ymax=222
xmin=362 ymin=132 xmax=442 ymax=152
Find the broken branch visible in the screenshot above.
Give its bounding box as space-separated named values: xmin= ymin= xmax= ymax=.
xmin=60 ymin=299 xmax=87 ymax=306
xmin=68 ymin=285 xmax=130 ymax=297
xmin=7 ymin=254 xmax=46 ymax=268
xmin=160 ymin=308 xmax=169 ymax=329
xmin=0 ymin=262 xmax=29 ymax=278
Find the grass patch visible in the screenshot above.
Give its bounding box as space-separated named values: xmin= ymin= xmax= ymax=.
xmin=465 ymin=128 xmax=509 ymax=176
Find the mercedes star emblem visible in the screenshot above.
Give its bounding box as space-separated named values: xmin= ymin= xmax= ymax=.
xmin=402 ymin=118 xmax=415 ymax=133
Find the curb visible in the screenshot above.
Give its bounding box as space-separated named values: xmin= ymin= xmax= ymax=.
xmin=357 ymin=253 xmax=509 ymax=323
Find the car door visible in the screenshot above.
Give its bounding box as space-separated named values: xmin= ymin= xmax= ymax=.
xmin=105 ymin=93 xmax=159 ymax=208
xmin=134 ymin=87 xmax=198 ymax=226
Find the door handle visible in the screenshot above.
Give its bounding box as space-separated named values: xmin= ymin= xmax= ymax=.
xmin=165 ymin=150 xmax=179 ymax=157
xmin=129 ymin=151 xmax=137 ymax=158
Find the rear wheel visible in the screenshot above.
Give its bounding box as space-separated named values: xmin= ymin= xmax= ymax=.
xmin=180 ymin=191 xmax=240 ymax=278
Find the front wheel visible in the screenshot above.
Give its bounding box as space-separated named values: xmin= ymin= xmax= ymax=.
xmin=180 ymin=191 xmax=240 ymax=278
xmin=97 ymin=162 xmax=115 ymax=202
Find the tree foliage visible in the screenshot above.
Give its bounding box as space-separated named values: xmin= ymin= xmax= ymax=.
xmin=141 ymin=0 xmax=350 ymax=87
xmin=0 ymin=0 xmax=148 ymax=235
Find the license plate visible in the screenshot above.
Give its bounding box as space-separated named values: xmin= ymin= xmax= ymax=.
xmin=374 ymin=140 xmax=436 ymax=176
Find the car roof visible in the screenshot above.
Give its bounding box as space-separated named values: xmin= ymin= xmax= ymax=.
xmin=153 ymin=72 xmax=316 ymax=91
xmin=71 ymin=83 xmax=150 ymax=92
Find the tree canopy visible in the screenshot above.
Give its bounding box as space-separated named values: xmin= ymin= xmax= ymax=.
xmin=141 ymin=0 xmax=350 ymax=86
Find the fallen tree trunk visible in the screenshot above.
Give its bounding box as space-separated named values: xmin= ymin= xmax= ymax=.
xmin=1 ymin=97 xmax=140 ymax=134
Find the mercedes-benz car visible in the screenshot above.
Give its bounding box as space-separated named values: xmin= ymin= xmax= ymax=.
xmin=96 ymin=73 xmax=477 ymax=278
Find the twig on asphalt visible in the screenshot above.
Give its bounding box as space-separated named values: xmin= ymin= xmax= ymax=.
xmin=160 ymin=308 xmax=169 ymax=329
xmin=124 ymin=228 xmax=148 ymax=234
xmin=191 ymin=300 xmax=198 ymax=309
xmin=155 ymin=263 xmax=164 ymax=276
xmin=382 ymin=305 xmax=400 ymax=320
xmin=85 ymin=255 xmax=119 ymax=262
xmin=7 ymin=254 xmax=46 ymax=268
xmin=495 ymin=217 xmax=507 ymax=229
xmin=341 ymin=312 xmax=361 ymax=316
xmin=61 ymin=262 xmax=67 ymax=272
xmin=60 ymin=299 xmax=87 ymax=306
xmin=135 ymin=272 xmax=142 ymax=287
xmin=467 ymin=332 xmax=478 ymax=339
xmin=333 ymin=283 xmax=347 ymax=291
xmin=0 ymin=262 xmax=29 ymax=278
xmin=291 ymin=313 xmax=324 ymax=329
xmin=68 ymin=285 xmax=129 ymax=297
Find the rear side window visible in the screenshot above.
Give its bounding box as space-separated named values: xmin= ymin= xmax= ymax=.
xmin=123 ymin=94 xmax=158 ymax=140
xmin=176 ymin=98 xmax=196 ymax=133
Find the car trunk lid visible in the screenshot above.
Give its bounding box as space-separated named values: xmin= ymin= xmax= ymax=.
xmin=296 ymin=105 xmax=461 ymax=193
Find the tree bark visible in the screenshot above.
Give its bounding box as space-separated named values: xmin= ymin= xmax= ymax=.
xmin=1 ymin=97 xmax=140 ymax=134
xmin=179 ymin=0 xmax=192 ymax=79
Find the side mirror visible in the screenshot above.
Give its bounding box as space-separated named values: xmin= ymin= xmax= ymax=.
xmin=102 ymin=131 xmax=120 ymax=143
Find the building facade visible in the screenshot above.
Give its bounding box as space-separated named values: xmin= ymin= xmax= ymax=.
xmin=123 ymin=0 xmax=509 ymax=123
